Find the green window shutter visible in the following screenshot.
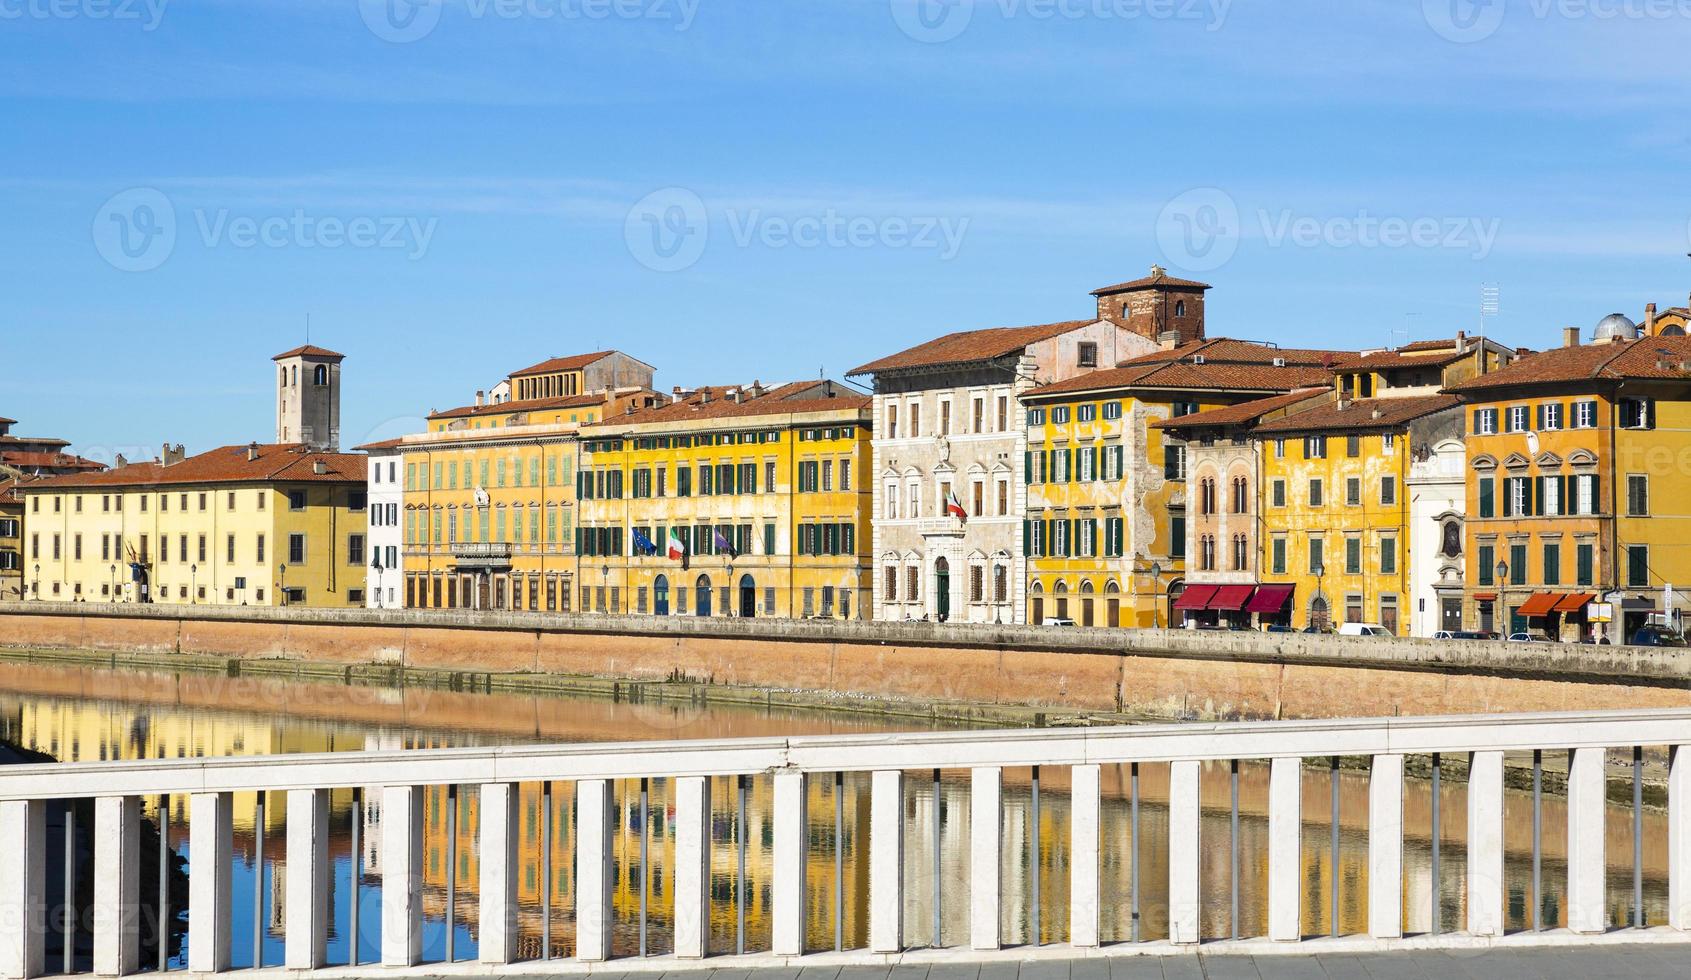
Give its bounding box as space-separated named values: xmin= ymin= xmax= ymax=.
xmin=1025 ymin=452 xmax=1034 ymax=485
xmin=1023 ymin=520 xmax=1032 ymax=556
xmin=1089 ymin=520 xmax=1099 ymax=556
xmin=1532 ymin=477 xmax=1542 ymax=517
xmin=1478 ymin=479 xmax=1494 ymax=518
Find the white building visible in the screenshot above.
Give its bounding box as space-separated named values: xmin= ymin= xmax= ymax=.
xmin=358 ymin=439 xmax=404 ymax=608
xmin=1406 ymin=437 xmax=1466 ymax=636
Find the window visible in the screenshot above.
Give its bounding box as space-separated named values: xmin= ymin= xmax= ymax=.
xmin=1304 ymin=436 xmax=1327 ymax=459
xmin=1346 ymin=434 xmax=1361 ymax=458
xmin=1078 ymin=403 xmax=1096 ymax=423
xmin=1380 ymin=536 xmax=1397 ymax=575
xmin=1052 ymin=406 xmax=1070 ymax=424
xmin=1506 ymin=405 xmax=1529 ymax=433
xmin=996 ymin=395 xmax=1008 ymax=431
xmin=1543 ymin=542 xmax=1561 ymax=586
xmin=909 ymin=403 xmax=921 ymax=437
xmin=1577 ymin=543 xmax=1595 ymax=586
xmin=349 ymin=534 xmax=366 ymax=565
xmin=1273 ymin=439 xmax=1285 ymax=459
xmin=1572 ymin=401 xmax=1597 ymax=429
xmin=1169 ymin=516 xmax=1185 ymax=559
xmin=1540 ymin=403 xmax=1562 ymax=431
xmin=1478 ymin=543 xmax=1495 ymax=585
xmin=1271 ymin=479 xmax=1286 ymax=508
xmin=1077 ymin=342 xmax=1098 ymax=367
xmin=1509 ymin=543 xmax=1528 ymax=585
xmin=256 ymin=534 xmax=265 ymax=563
xmin=1380 ymin=476 xmax=1397 ymax=506
xmin=1309 ymin=536 xmax=1324 ymax=575
xmin=1575 ymin=474 xmax=1597 ymax=515
xmin=1345 ymin=477 xmax=1361 ymax=507
xmin=1507 ymin=477 xmax=1530 ymax=517
xmin=287 ymin=533 xmax=305 ymax=564
xmin=1474 ymin=408 xmax=1498 ymax=435
xmin=1027 ymin=407 xmax=1044 ymax=427
xmin=971 ymin=397 xmax=984 ymax=434
xmin=1541 ymin=476 xmax=1561 ymax=515
xmin=1271 ymin=537 xmax=1287 ymax=574
xmin=1627 ymin=475 xmax=1649 ymax=516
xmin=940 ymin=400 xmax=952 ymax=436
xmin=905 ymin=566 xmax=919 ymax=602
xmin=1478 ymin=477 xmax=1495 ymax=518
xmin=1382 ymin=432 xmax=1396 ymax=455
xmin=1627 ymin=545 xmax=1650 ymax=587
xmin=1163 ymin=444 xmax=1187 ymax=481
xmin=1620 ymin=398 xmax=1654 ymax=430
xmin=1345 ymin=536 xmax=1361 ymax=574
xmin=288 ymin=490 xmax=306 ymax=511
xmin=1103 ymin=401 xmax=1123 ymax=421
xmin=1309 ymin=478 xmax=1324 ymax=507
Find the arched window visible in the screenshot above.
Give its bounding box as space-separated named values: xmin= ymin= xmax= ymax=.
xmin=1175 ymin=300 xmax=1187 ymax=317
xmin=312 ymin=364 xmax=327 ymax=387
xmin=279 ymin=367 xmax=287 ymax=389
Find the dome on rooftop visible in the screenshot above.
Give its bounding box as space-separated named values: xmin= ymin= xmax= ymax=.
xmin=1594 ymin=313 xmax=1639 ymax=342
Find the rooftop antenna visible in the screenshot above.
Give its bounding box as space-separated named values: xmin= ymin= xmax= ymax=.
xmin=1392 ymin=313 xmax=1420 ymax=350
xmin=1479 ymin=282 xmax=1500 ymax=342
xmin=305 ymin=313 xmax=311 ymax=345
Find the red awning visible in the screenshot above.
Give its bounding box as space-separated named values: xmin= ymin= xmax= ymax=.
xmin=1554 ymin=592 xmax=1597 ymax=614
xmin=1246 ymin=584 xmax=1296 ymax=613
xmin=1517 ymin=592 xmax=1561 ymax=617
xmin=1209 ymin=585 xmax=1256 ymax=611
xmin=1473 ymin=592 xmax=1498 ymax=602
xmin=1173 ymin=584 xmax=1218 ymax=611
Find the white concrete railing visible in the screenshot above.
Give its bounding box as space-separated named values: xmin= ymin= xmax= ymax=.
xmin=3 ymin=709 xmax=1691 ymax=976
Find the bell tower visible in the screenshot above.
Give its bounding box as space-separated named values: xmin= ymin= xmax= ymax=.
xmin=273 ymin=345 xmax=344 ymax=451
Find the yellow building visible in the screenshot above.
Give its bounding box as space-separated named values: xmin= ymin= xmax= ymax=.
xmin=1448 ymin=320 xmax=1691 ymax=641
xmin=400 ymin=351 xmax=661 ymax=611
xmin=16 ymin=442 xmax=368 ymax=606
xmin=576 ymin=381 xmax=872 ymax=619
xmin=1017 ymin=340 xmax=1340 ymax=627
xmin=1 ymin=414 xmax=107 ymax=601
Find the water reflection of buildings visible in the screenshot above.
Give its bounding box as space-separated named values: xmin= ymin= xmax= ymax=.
xmin=1 ymin=693 xmax=1675 ymax=952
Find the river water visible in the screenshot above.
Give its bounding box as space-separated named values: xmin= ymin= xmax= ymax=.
xmin=0 ymin=655 xmax=1666 ymax=967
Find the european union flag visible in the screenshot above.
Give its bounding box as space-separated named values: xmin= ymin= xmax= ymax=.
xmin=632 ymin=529 xmax=659 ymax=557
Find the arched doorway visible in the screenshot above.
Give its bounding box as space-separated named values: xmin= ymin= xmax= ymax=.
xmin=1105 ymin=581 xmax=1121 ymax=628
xmin=934 ymin=558 xmax=950 ymax=623
xmin=739 ymin=574 xmax=757 ymax=618
xmin=654 ymin=574 xmax=670 ymax=616
xmin=695 ymin=574 xmax=713 ymax=617
xmin=1054 ymin=581 xmax=1069 ymax=621
xmin=1080 ymin=581 xmax=1095 ymax=627
xmin=1030 ymin=581 xmax=1044 ymax=625
xmin=1310 ymin=595 xmax=1330 ymax=632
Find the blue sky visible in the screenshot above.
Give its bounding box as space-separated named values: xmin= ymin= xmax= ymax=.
xmin=4 ymin=0 xmax=1690 ymax=460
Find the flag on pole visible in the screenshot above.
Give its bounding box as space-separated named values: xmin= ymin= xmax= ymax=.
xmin=713 ymin=528 xmax=740 ymax=559
xmin=668 ymin=531 xmax=689 ymax=570
xmin=945 ymin=489 xmax=968 ymax=524
xmin=632 ymin=529 xmax=659 ymax=557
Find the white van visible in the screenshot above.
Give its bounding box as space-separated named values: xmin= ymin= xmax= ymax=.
xmin=1337 ymin=622 xmax=1392 ymax=637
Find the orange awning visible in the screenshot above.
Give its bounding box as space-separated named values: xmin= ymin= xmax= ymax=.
xmin=1554 ymin=592 xmax=1596 ymax=614
xmin=1517 ymin=592 xmax=1560 ymax=617
xmin=1173 ymin=585 xmax=1218 ymax=611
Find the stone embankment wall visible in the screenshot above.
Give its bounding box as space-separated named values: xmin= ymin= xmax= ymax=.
xmin=2 ymin=602 xmax=1688 ymax=721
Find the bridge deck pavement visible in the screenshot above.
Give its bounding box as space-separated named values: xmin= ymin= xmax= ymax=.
xmin=518 ymin=946 xmax=1691 ymax=980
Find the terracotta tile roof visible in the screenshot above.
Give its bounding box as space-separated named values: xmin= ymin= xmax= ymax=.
xmin=0 ymin=451 xmax=105 ymax=472
xmin=1397 ymin=338 xmax=1465 ymax=352
xmin=353 ymin=437 xmax=407 ymax=452
xmin=0 ymin=417 xmax=15 ymax=425
xmin=591 ymin=381 xmax=868 ymax=429
xmin=848 ymin=320 xmax=1095 ymax=376
xmin=1252 ymin=394 xmax=1461 ymax=434
xmin=0 ymin=435 xmax=70 ymax=449
xmin=272 ymin=345 xmax=344 ymax=360
xmin=509 ymin=351 xmax=616 ymax=377
xmin=1029 ymin=339 xmax=1348 ymax=398
xmin=428 ymin=392 xmax=606 ymax=421
xmin=23 ymin=444 xmax=365 ymax=490
xmin=1090 ymin=269 xmax=1211 ymax=295
xmin=1347 ymin=346 xmax=1474 ymax=372
xmin=1446 ymin=336 xmax=1691 ymax=393
xmin=1153 ymin=388 xmax=1333 ymax=429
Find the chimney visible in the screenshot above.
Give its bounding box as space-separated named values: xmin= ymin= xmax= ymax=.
xmin=1158 ymin=331 xmax=1181 ymax=350
xmin=474 ymin=390 xmax=485 ymax=407
xmin=312 ymin=459 xmax=327 ymax=475
xmin=162 ymin=444 xmax=186 ymax=466
xmin=672 ymin=385 xmax=685 ymax=401
xmin=699 ymin=389 xmax=711 ymax=404
xmin=115 ymin=453 xmax=127 ymax=467
xmin=1646 ymin=303 xmax=1659 ymax=336
xmin=728 ymin=388 xmax=742 ymax=404
xmin=1563 ymin=326 xmax=1581 ymax=348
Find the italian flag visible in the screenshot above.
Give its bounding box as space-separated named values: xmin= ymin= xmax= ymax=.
xmin=667 ymin=532 xmax=687 ymax=560
xmin=946 ymin=489 xmax=968 ymax=524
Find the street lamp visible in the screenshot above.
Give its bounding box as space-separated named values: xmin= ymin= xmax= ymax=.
xmin=371 ymin=557 xmax=384 ymax=608
xmin=1496 ymin=559 xmax=1509 ymax=634
xmin=109 ymin=564 xmax=117 ymax=603
xmin=1149 ymin=561 xmax=1163 ymax=629
xmin=278 ymin=563 xmax=289 ymax=606
xmin=33 ymin=564 xmax=39 ymax=601
xmin=601 ymin=563 xmax=610 ymax=615
xmin=190 ymin=564 xmax=198 ymax=604
xmin=1313 ymin=562 xmax=1326 ymax=632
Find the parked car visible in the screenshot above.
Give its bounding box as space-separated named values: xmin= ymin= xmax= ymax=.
xmin=1507 ymin=632 xmax=1546 ymax=642
xmin=1630 ymin=626 xmax=1687 ymax=647
xmin=1337 ymin=622 xmax=1392 ymax=637
xmin=1452 ymin=630 xmax=1495 ymax=640
xmin=1264 ymin=624 xmax=1296 ymax=634
xmin=1042 ymin=617 xmax=1078 ymax=627
xmin=1432 ymin=630 xmax=1458 ymax=640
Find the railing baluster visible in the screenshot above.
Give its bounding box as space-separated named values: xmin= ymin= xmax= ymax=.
xmin=1267 ymin=756 xmax=1300 ymax=942
xmin=157 ymin=796 xmax=170 ymax=974
xmin=1 ymin=799 xmax=47 ymax=980
xmin=931 ymin=768 xmax=942 ymax=949
xmin=1367 ymin=754 xmax=1403 ymax=939
xmin=251 ymin=792 xmax=264 ymax=969
xmin=868 ymin=769 xmax=904 ymax=954
xmin=283 ymin=789 xmax=329 ymax=970
xmin=1430 ymin=753 xmax=1441 ymax=936
xmin=1029 ymin=765 xmax=1040 ymax=947
xmin=64 ymin=805 xmax=75 ymax=976
xmin=969 ymin=767 xmax=1001 ymax=951
xmin=672 ymin=776 xmax=710 ymax=959
xmin=1635 ymin=745 xmax=1645 ymax=929
xmin=1567 ymin=747 xmax=1607 ymax=934
xmin=93 ymin=795 xmax=140 ymax=977
xmin=736 ymin=774 xmax=748 ymax=956
xmin=1466 ymin=750 xmax=1504 ymax=937
xmin=444 ymin=785 xmax=456 ymax=964
xmin=379 ymin=785 xmax=422 ymax=967
xmin=638 ymin=778 xmax=649 ymax=958
xmin=1230 ymin=759 xmax=1240 ymax=941
xmin=1169 ymin=759 xmax=1201 ymax=946
xmin=1130 ymin=762 xmax=1140 ymax=944
xmin=348 ymin=789 xmax=360 ymax=967
xmin=574 ymin=779 xmax=613 ymax=962
xmin=187 ymin=792 xmax=232 ymax=974
xmin=771 ymin=771 xmax=807 ymax=957
xmin=1330 ymin=756 xmax=1340 ymax=938
xmin=1533 ymin=750 xmax=1542 ymax=933
xmin=476 ymin=783 xmax=517 ymax=965
xmin=833 ymin=772 xmax=843 ymax=953
xmin=1069 ymin=763 xmax=1100 ymax=949
xmin=540 ymin=782 xmax=552 ymax=960
xmin=1671 ymin=745 xmax=1691 ymax=930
